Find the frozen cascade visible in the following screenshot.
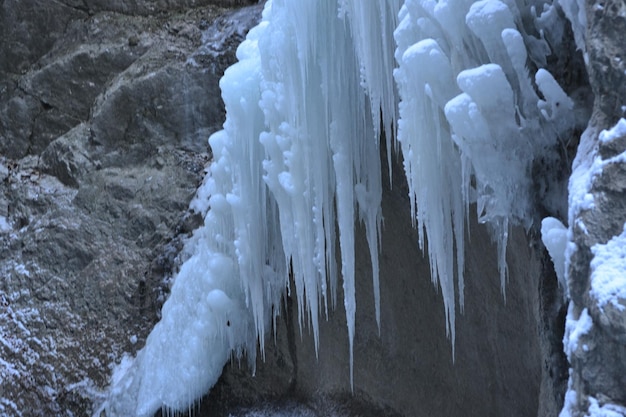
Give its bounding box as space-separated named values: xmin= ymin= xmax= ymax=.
xmin=99 ymin=0 xmax=578 ymax=415
xmin=394 ymin=0 xmax=575 ymax=345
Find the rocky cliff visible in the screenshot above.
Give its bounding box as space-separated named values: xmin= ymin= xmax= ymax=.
xmin=0 ymin=2 xmax=258 ymax=415
xmin=562 ymin=0 xmax=626 ymax=415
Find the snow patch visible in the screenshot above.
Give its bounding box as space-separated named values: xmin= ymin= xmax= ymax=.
xmin=569 ymin=119 xmax=626 ymax=227
xmin=586 ymin=397 xmax=626 ymax=417
xmin=561 ymin=387 xmax=626 ymax=417
xmin=14 ymin=264 xmax=30 ymax=277
xmin=590 ymin=224 xmax=626 ymax=312
xmin=599 ymin=118 xmax=626 ymax=144
xmin=563 ymin=305 xmax=593 ymax=358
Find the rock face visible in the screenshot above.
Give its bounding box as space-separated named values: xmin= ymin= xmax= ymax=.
xmin=564 ymin=0 xmax=626 ymax=414
xmin=0 ymin=2 xmax=259 ymax=416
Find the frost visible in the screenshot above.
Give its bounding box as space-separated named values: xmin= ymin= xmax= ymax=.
xmin=0 ymin=398 xmax=20 ymax=416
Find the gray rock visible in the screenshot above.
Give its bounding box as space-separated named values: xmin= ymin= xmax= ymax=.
xmin=69 ymin=0 xmax=255 ymax=16
xmin=0 ymin=3 xmax=259 ymax=416
xmin=564 ymin=0 xmax=626 ymax=414
xmin=0 ymin=0 xmax=86 ymax=74
xmin=40 ymin=124 xmax=96 ymax=188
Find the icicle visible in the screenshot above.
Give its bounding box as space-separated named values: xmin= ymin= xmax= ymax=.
xmin=341 ymin=0 xmax=402 ymax=182
xmin=256 ymin=0 xmax=396 ymax=387
xmin=395 ymin=0 xmax=578 ymax=352
xmin=541 ymin=217 xmax=568 ymax=297
xmin=100 ymin=1 xmax=583 ymax=414
xmin=394 ymin=26 xmax=465 ymax=354
xmin=466 ymin=0 xmax=516 ymax=74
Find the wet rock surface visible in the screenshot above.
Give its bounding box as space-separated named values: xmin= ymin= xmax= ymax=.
xmin=0 ymin=2 xmax=259 ymax=416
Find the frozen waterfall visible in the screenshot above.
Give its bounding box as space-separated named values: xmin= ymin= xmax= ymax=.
xmin=98 ymin=0 xmax=578 ymax=415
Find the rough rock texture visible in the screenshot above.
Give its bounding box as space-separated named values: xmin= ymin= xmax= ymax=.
xmin=0 ymin=3 xmax=259 ymax=416
xmin=564 ymin=0 xmax=626 ymax=414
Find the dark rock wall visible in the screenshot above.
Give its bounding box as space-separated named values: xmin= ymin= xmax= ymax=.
xmin=0 ymin=2 xmax=259 ymax=416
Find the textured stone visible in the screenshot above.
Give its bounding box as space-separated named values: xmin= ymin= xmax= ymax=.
xmin=0 ymin=3 xmax=259 ymax=416
xmin=563 ymin=0 xmax=626 ymax=413
xmin=0 ymin=0 xmax=86 ymax=74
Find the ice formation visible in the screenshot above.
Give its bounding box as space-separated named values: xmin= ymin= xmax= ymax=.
xmin=541 ymin=217 xmax=568 ymax=295
xmin=394 ymin=0 xmax=575 ymax=342
xmin=99 ymin=0 xmax=578 ymax=415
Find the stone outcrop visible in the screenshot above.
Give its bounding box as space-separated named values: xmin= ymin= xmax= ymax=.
xmin=0 ymin=2 xmax=259 ymax=416
xmin=564 ymin=0 xmax=626 ymax=414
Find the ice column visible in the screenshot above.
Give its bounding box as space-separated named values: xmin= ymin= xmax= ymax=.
xmin=394 ymin=0 xmax=576 ymax=347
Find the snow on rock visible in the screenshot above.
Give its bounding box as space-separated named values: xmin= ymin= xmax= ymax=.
xmin=585 ymin=397 xmax=626 ymax=417
xmin=561 ymin=389 xmax=626 ymax=417
xmin=562 ymin=113 xmax=626 ymax=416
xmin=563 ymin=305 xmax=593 ymax=358
xmin=590 ymin=225 xmax=626 ymax=312
xmin=0 ymin=216 xmax=10 ymax=233
xmin=568 ymin=119 xmax=626 ymax=230
xmin=599 ymin=118 xmax=626 ymax=145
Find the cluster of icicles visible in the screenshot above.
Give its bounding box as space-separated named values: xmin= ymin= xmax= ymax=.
xmin=98 ymin=0 xmax=579 ymax=415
